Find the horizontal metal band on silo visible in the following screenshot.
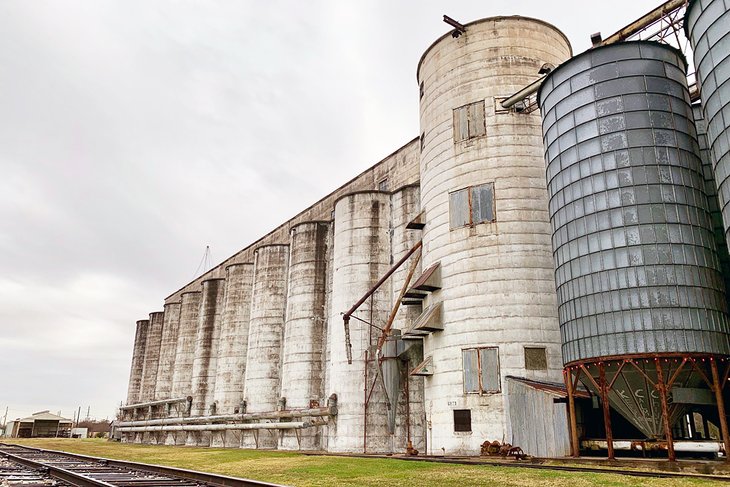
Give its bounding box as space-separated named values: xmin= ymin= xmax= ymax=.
xmin=538 ymin=41 xmax=730 ymax=365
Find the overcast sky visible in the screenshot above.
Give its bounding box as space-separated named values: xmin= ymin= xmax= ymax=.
xmin=0 ymin=0 xmax=663 ymax=421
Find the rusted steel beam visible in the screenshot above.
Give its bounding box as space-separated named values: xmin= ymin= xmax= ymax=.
xmin=600 ymin=0 xmax=687 ymax=46
xmin=711 ymin=358 xmax=730 ymax=462
xmin=598 ymin=364 xmax=615 ymax=460
xmin=655 ymin=359 xmax=676 ymax=461
xmin=376 ymin=248 xmax=422 ymax=352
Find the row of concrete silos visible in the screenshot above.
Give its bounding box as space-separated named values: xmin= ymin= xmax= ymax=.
xmin=122 ymin=184 xmax=424 ymax=452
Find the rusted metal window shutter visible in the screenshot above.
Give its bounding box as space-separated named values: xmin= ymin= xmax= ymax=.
xmin=449 ymin=188 xmax=470 ymax=228
xmin=480 ymin=347 xmax=500 ymax=392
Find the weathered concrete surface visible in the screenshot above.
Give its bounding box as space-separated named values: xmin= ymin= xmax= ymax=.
xmin=417 ymin=16 xmax=571 ymax=455
xmin=279 ymin=221 xmax=330 ymax=450
xmin=188 ymin=278 xmax=226 ymax=446
xmin=140 ymin=312 xmax=164 ymax=403
xmin=327 ymin=191 xmax=392 ymax=453
xmin=126 ymin=320 xmax=149 ymax=406
xmin=242 ymin=244 xmax=289 ymax=449
xmin=154 ymin=302 xmax=181 ymax=404
xmin=210 ymin=263 xmax=254 ymax=447
xmin=169 ymin=290 xmax=201 ymax=445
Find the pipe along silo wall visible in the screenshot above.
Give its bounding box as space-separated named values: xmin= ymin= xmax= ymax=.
xmin=538 ymin=40 xmax=730 ymax=439
xmin=242 ymin=244 xmax=289 ymax=449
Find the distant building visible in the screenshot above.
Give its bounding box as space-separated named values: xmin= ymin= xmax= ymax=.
xmin=4 ymin=411 xmax=72 ymax=438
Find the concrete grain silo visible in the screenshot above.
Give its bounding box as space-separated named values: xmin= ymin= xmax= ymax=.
xmin=126 ymin=319 xmax=149 ymax=407
xmin=328 ymin=191 xmax=392 ymax=453
xmin=242 ymin=244 xmax=290 ymax=449
xmin=188 ymin=278 xmax=225 ymax=446
xmin=686 ymin=0 xmax=730 ymax=251
xmin=417 ymin=16 xmax=571 ymax=455
xmin=538 ymin=40 xmax=730 ymax=459
xmin=211 ymin=263 xmax=254 ymax=447
xmin=154 ymin=302 xmax=181 ymax=405
xmin=279 ymin=222 xmax=330 ymax=450
xmin=168 ymin=290 xmax=201 ymax=445
xmin=140 ymin=312 xmax=164 ymax=403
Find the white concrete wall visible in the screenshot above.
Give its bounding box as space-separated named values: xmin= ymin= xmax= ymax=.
xmin=154 ymin=302 xmax=181 ymax=402
xmin=417 ymin=16 xmax=571 ymax=455
xmin=327 ymin=191 xmax=392 ymax=453
xmin=242 ymin=244 xmax=289 ymax=449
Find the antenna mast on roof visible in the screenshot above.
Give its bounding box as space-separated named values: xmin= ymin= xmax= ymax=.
xmin=192 ymin=245 xmax=213 ymax=279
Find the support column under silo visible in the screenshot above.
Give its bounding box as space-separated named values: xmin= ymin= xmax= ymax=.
xmin=711 ymin=359 xmax=730 ymax=462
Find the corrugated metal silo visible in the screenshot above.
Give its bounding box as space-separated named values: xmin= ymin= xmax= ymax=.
xmin=538 ymin=40 xmax=730 ymax=457
xmin=686 ymin=0 xmax=730 ymax=251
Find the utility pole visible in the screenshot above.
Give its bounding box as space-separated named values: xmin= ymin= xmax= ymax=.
xmin=86 ymin=406 xmax=90 ymax=421
xmin=76 ymin=406 xmax=81 ymax=428
xmin=2 ymin=406 xmax=7 ymax=427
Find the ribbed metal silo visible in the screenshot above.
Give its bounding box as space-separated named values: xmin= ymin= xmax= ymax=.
xmin=188 ymin=278 xmax=225 ymax=446
xmin=694 ymin=104 xmax=730 ymax=296
xmin=211 ymin=263 xmax=253 ymax=447
xmin=242 ymin=244 xmax=289 ymax=449
xmin=154 ymin=302 xmax=181 ymax=405
xmin=538 ymin=40 xmax=730 ymax=457
xmin=140 ymin=311 xmax=164 ymax=403
xmin=126 ymin=319 xmax=149 ymax=406
xmin=328 ymin=191 xmax=392 ymax=453
xmin=686 ymin=0 xmax=730 ymax=252
xmin=417 ymin=17 xmax=571 ymax=455
xmin=280 ymin=221 xmax=329 ymax=451
xmin=169 ymin=290 xmax=201 ymax=445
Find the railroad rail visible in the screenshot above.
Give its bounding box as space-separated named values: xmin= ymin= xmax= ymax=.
xmin=0 ymin=444 xmax=286 ymax=487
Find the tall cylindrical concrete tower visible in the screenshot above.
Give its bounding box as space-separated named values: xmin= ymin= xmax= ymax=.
xmin=417 ymin=17 xmax=571 ymax=454
xmin=242 ymin=244 xmax=289 ymax=449
xmin=328 ymin=191 xmax=392 ymax=453
xmin=211 ymin=263 xmax=254 ymax=447
xmin=190 ymin=279 xmax=226 ymax=415
xmin=154 ymin=302 xmax=181 ymax=404
xmin=126 ymin=319 xmax=150 ymax=406
xmin=140 ymin=311 xmax=164 ymax=403
xmin=280 ymin=221 xmax=330 ymax=450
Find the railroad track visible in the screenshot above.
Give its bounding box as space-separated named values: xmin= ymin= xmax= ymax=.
xmin=0 ymin=444 xmax=286 ymax=487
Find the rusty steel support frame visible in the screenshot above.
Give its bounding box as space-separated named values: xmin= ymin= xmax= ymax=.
xmin=654 ymin=359 xmax=676 ymax=462
xmin=566 ymin=353 xmax=730 ymax=461
xmin=599 ymin=0 xmax=687 ymax=46
xmin=563 ymin=369 xmax=580 ymax=457
xmin=597 ymin=364 xmax=615 ymax=460
xmin=711 ymin=359 xmax=730 ymax=462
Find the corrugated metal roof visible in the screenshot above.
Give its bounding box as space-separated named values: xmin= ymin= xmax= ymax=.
xmin=506 ymin=376 xmax=591 ymax=399
xmin=18 ymin=411 xmax=73 ymax=423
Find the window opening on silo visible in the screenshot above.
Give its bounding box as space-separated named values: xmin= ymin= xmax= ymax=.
xmin=462 ymin=347 xmax=500 ymax=393
xmin=453 ymin=409 xmax=472 ymax=432
xmin=524 ymin=347 xmax=547 ymax=370
xmin=378 ymin=178 xmax=388 ymax=192
xmin=453 ymin=100 xmax=486 ymax=142
xmin=449 ymin=182 xmax=495 ymax=229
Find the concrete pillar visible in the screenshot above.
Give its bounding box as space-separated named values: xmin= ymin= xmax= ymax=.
xmin=211 ymin=263 xmax=254 ymax=448
xmin=140 ymin=312 xmax=164 ymax=403
xmin=188 ymin=278 xmax=226 ymax=446
xmin=327 ymin=191 xmax=392 ymax=453
xmin=279 ymin=221 xmax=330 ymax=450
xmin=242 ymin=244 xmax=289 ymax=449
xmin=126 ymin=319 xmax=149 ymax=406
xmin=154 ymin=302 xmax=181 ymax=404
xmin=169 ymin=290 xmax=201 ymax=445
